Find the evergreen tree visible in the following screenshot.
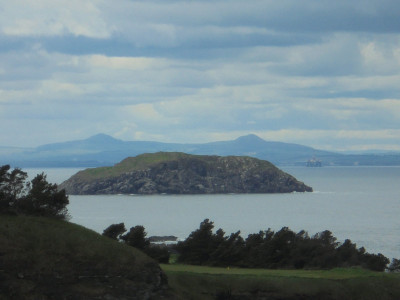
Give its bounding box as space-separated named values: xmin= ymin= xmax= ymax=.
xmin=22 ymin=173 xmax=69 ymax=219
xmin=121 ymin=225 xmax=150 ymax=250
xmin=103 ymin=223 xmax=127 ymax=240
xmin=0 ymin=165 xmax=29 ymax=211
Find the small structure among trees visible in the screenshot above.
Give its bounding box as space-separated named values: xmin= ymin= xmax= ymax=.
xmin=0 ymin=165 xmax=69 ymax=220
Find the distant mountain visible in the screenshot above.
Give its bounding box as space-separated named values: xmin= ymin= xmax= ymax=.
xmin=35 ymin=133 xmax=125 ymax=151
xmin=1 ymin=133 xmax=400 ymax=167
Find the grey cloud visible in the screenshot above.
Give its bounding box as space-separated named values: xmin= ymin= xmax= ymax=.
xmin=1 ymin=0 xmax=400 ymax=150
xmin=3 ymin=0 xmax=399 ymax=60
xmin=2 ymin=31 xmax=320 ymax=59
xmin=103 ymin=0 xmax=400 ymax=34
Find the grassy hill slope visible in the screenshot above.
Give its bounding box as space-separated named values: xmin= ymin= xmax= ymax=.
xmin=0 ymin=215 xmax=173 ymax=299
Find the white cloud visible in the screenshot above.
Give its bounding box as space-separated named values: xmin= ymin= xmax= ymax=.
xmin=0 ymin=0 xmax=400 ymax=150
xmin=1 ymin=0 xmax=112 ymax=38
xmin=87 ymin=55 xmax=169 ymax=71
xmin=360 ymin=39 xmax=400 ymax=75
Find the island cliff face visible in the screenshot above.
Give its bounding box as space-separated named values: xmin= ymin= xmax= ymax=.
xmin=59 ymin=152 xmax=312 ymax=195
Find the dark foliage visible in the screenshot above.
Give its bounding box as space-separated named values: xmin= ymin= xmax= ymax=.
xmin=0 ymin=165 xmax=29 ymax=212
xmin=360 ymin=253 xmax=390 ymax=271
xmin=175 ymin=219 xmax=391 ymax=272
xmin=18 ymin=173 xmax=69 ymax=219
xmin=102 ymin=223 xmax=127 ymax=240
xmin=145 ymin=244 xmax=171 ymax=264
xmin=0 ymin=165 xmax=69 ymax=220
xmin=103 ymin=223 xmax=171 ymax=263
xmin=388 ymin=258 xmax=400 ymax=272
xmin=121 ymin=225 xmax=150 ymax=250
xmin=175 ymin=219 xmax=215 ymax=265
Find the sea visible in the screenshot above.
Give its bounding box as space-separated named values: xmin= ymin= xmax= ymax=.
xmin=26 ymin=166 xmax=400 ymax=260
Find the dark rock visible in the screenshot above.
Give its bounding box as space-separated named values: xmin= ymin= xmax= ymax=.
xmin=60 ymin=152 xmax=312 ymax=195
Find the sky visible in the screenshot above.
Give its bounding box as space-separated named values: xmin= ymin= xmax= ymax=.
xmin=1 ymin=0 xmax=400 ymax=151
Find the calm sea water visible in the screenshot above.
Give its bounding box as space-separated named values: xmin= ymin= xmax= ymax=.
xmin=27 ymin=166 xmax=400 ymax=259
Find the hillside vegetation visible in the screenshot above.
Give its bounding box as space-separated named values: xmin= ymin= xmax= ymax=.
xmin=174 ymin=219 xmax=390 ymax=271
xmin=1 ymin=215 xmax=399 ymax=300
xmin=0 ymin=215 xmax=173 ymax=299
xmin=60 ymin=152 xmax=312 ymax=195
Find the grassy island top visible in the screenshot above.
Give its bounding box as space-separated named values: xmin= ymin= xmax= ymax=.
xmin=73 ymin=152 xmax=279 ymax=181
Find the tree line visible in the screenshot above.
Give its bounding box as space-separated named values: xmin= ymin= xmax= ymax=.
xmin=175 ymin=219 xmax=392 ymax=271
xmin=104 ymin=218 xmax=399 ymax=272
xmin=0 ymin=165 xmax=69 ymax=219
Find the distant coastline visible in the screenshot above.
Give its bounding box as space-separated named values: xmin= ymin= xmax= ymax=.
xmin=2 ymin=133 xmax=400 ymax=168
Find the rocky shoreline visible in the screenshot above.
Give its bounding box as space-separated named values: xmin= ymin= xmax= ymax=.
xmin=60 ymin=152 xmax=313 ymax=195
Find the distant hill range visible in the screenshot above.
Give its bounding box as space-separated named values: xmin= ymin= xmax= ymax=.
xmin=1 ymin=133 xmax=400 ymax=167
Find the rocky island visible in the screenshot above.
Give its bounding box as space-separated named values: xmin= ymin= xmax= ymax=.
xmin=59 ymin=152 xmax=312 ymax=195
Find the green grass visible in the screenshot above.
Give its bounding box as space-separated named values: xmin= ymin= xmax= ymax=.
xmin=76 ymin=152 xmax=193 ymax=180
xmin=71 ymin=151 xmax=280 ymax=181
xmin=161 ymin=263 xmax=400 ymax=300
xmin=161 ymin=264 xmax=387 ymax=279
xmin=0 ymin=214 xmax=169 ymax=299
xmin=0 ymin=214 xmax=155 ymax=272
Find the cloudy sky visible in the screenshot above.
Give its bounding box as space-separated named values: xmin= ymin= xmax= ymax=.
xmin=1 ymin=0 xmax=400 ymax=151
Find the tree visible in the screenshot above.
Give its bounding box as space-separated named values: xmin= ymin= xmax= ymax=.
xmin=210 ymin=230 xmax=244 ymax=266
xmin=103 ymin=223 xmax=127 ymax=240
xmin=388 ymin=258 xmax=400 ymax=272
xmin=173 ymin=220 xmax=390 ymax=271
xmin=0 ymin=166 xmax=70 ymax=220
xmin=121 ymin=225 xmax=150 ymax=250
xmin=18 ymin=173 xmax=69 ymax=219
xmin=336 ymin=239 xmax=359 ymax=266
xmin=267 ymin=227 xmax=296 ymax=268
xmin=313 ymin=230 xmax=338 ymax=247
xmin=103 ymin=223 xmax=171 ymax=263
xmin=0 ymin=165 xmax=29 ymax=212
xmin=144 ymin=244 xmax=171 ymax=264
xmin=361 ymin=253 xmax=390 ymax=272
xmin=176 ymin=219 xmax=217 ymax=265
